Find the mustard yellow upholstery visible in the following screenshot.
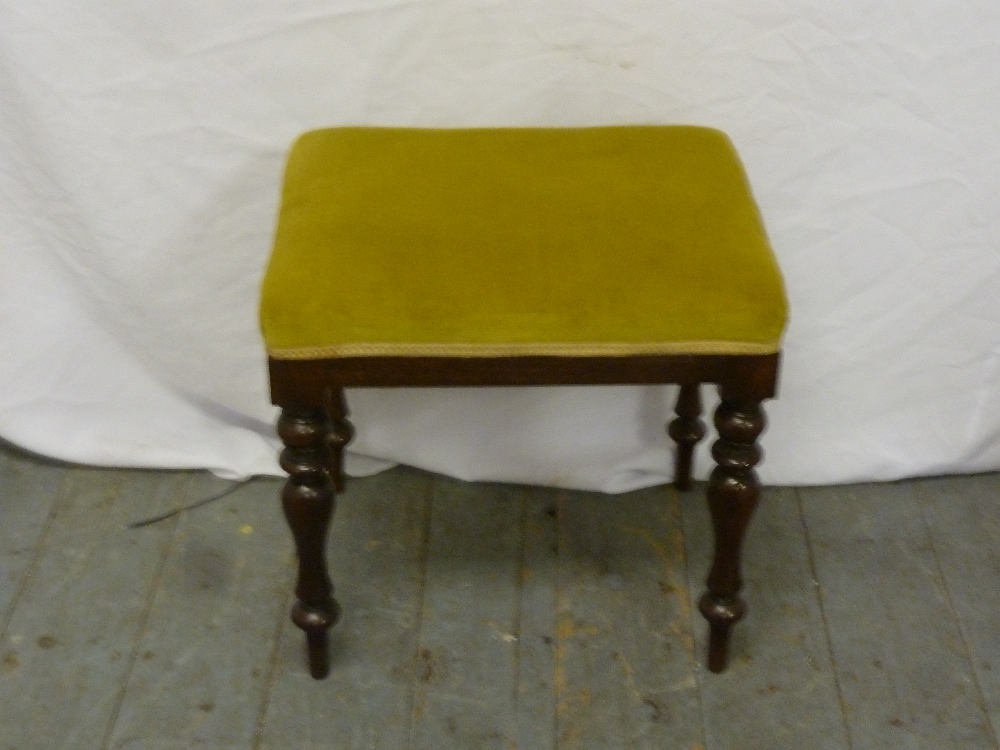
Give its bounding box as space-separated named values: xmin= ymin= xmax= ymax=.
xmin=260 ymin=126 xmax=787 ymax=359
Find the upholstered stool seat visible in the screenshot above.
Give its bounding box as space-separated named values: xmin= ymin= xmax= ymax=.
xmin=261 ymin=125 xmax=788 ymax=679
xmin=261 ymin=126 xmax=786 ymax=359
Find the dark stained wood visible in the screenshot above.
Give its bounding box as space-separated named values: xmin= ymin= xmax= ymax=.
xmin=268 ymin=353 xmax=780 ymax=403
xmin=668 ymin=383 xmax=705 ymax=491
xmin=278 ymin=407 xmax=341 ymax=679
xmin=269 ymin=352 xmax=781 ymax=677
xmin=699 ymin=393 xmax=765 ymax=673
xmin=324 ymin=387 xmax=354 ymax=493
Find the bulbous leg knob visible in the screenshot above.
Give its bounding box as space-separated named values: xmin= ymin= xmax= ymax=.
xmin=668 ymin=384 xmax=705 ymax=491
xmin=325 ymin=388 xmax=355 ymax=493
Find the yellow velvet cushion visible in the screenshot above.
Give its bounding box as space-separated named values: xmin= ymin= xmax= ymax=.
xmin=260 ymin=126 xmax=787 ymax=359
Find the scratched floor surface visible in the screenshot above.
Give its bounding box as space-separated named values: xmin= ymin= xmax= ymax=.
xmin=2 ymin=439 xmax=1000 ymax=750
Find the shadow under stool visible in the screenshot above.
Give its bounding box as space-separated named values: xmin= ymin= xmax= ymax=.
xmin=259 ymin=125 xmax=788 ymax=678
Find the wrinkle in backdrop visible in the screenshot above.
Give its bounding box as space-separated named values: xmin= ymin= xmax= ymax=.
xmin=2 ymin=1 xmax=999 ymax=489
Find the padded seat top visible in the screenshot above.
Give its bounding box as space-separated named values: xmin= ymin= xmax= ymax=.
xmin=260 ymin=126 xmax=787 ymax=359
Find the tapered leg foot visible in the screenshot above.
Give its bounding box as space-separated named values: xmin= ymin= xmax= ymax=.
xmin=279 ymin=406 xmax=341 ymax=679
xmin=699 ymin=593 xmax=746 ymax=672
xmin=668 ymin=384 xmax=705 ymax=491
xmin=305 ymin=627 xmax=332 ymax=679
xmin=700 ymin=393 xmax=765 ymax=672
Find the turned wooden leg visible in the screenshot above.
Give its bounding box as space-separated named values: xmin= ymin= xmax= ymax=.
xmin=324 ymin=388 xmax=354 ymax=493
xmin=699 ymin=391 xmax=765 ymax=673
xmin=668 ymin=384 xmax=705 ymax=491
xmin=278 ymin=406 xmax=341 ymax=679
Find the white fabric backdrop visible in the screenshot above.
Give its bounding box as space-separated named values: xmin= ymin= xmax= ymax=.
xmin=2 ymin=2 xmax=1000 ymax=491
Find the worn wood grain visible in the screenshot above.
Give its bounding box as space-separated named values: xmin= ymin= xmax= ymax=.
xmin=0 ymin=467 xmax=190 ymax=750
xmin=5 ymin=439 xmax=1000 ymax=750
xmin=407 ymin=476 xmax=526 ymax=750
xmin=513 ymin=486 xmax=560 ymax=750
xmin=682 ymin=486 xmax=850 ymax=750
xmin=800 ymin=482 xmax=998 ymax=749
xmin=106 ymin=475 xmax=292 ymax=750
xmin=555 ymin=485 xmax=704 ymax=750
xmin=0 ymin=446 xmax=67 ymax=629
xmin=258 ymin=467 xmax=432 ymax=750
xmin=915 ymin=474 xmax=1000 ymax=745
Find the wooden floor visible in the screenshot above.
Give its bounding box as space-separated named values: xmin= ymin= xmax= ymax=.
xmin=2 ymin=442 xmax=1000 ymax=750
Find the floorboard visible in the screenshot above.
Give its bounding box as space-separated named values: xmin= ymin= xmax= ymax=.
xmin=0 ymin=467 xmax=190 ymax=750
xmin=5 ymin=438 xmax=1000 ymax=750
xmin=513 ymin=486 xmax=560 ymax=750
xmin=0 ymin=446 xmax=67 ymax=631
xmin=407 ymin=476 xmax=526 ymax=750
xmin=915 ymin=474 xmax=1000 ymax=746
xmin=800 ymin=482 xmax=999 ymax=750
xmin=106 ymin=474 xmax=292 ymax=750
xmin=555 ymin=485 xmax=704 ymax=750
